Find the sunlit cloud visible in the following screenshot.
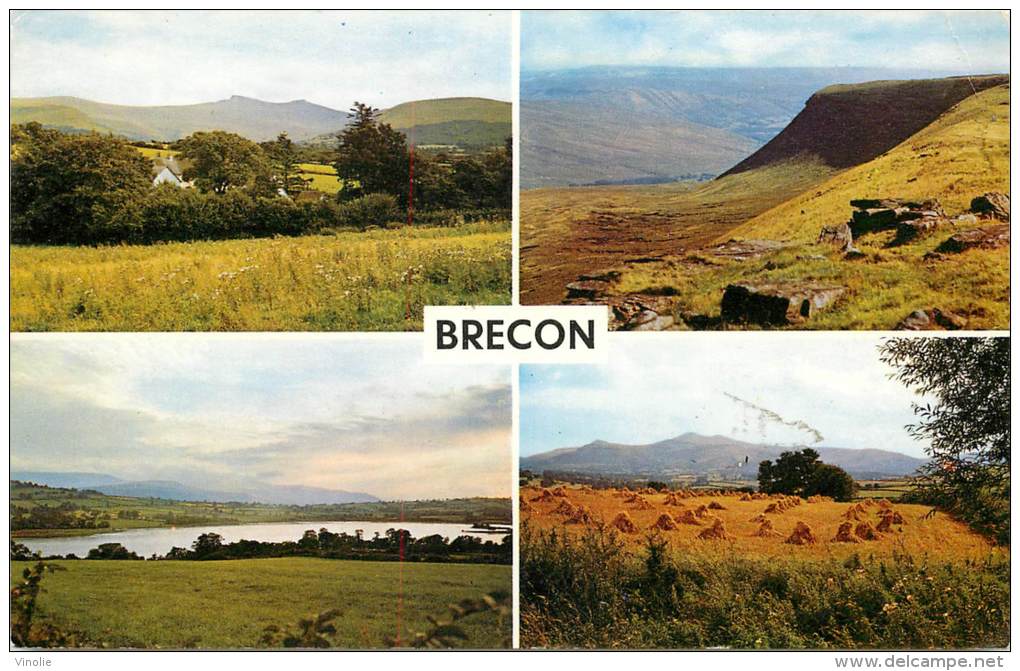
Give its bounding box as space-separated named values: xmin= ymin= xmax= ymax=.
xmin=11 ymin=336 xmax=511 ymax=500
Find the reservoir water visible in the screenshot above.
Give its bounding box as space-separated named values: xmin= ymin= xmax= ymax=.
xmin=17 ymin=519 xmax=507 ymax=558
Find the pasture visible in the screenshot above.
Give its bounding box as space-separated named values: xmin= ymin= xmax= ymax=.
xmin=13 ymin=558 xmax=510 ymax=649
xmin=10 ymin=220 xmax=510 ymax=331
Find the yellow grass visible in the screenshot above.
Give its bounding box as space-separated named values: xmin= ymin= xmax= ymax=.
xmin=10 ymin=222 xmax=510 ymax=331
xmin=521 ymin=486 xmax=1000 ymax=562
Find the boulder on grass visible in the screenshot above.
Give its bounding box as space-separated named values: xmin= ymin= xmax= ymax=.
xmin=970 ymin=192 xmax=1010 ymax=220
xmin=721 ymin=282 xmax=846 ymax=326
xmin=936 ymin=224 xmax=1010 ymax=253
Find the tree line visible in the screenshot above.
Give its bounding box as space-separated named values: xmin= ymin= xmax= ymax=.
xmin=11 ymin=102 xmax=510 ymax=245
xmin=12 ymin=527 xmax=512 ymax=565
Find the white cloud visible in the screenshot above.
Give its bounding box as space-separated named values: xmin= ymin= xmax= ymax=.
xmin=11 ymin=10 xmax=512 ymax=108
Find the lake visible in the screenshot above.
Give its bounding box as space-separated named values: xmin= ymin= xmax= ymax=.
xmin=18 ymin=519 xmax=507 ymax=559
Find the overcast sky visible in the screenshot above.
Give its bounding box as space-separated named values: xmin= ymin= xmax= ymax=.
xmin=521 ymin=335 xmax=933 ymax=458
xmin=11 ymin=336 xmax=511 ymax=500
xmin=523 ymin=10 xmax=1009 ymax=72
xmin=10 ymin=10 xmax=511 ymax=109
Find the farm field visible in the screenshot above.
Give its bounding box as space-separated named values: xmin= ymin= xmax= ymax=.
xmin=12 ymin=558 xmax=511 ymax=649
xmin=521 ymin=485 xmax=994 ymax=561
xmin=520 ymin=485 xmax=1009 ymax=649
xmin=11 ymin=481 xmax=512 ymax=537
xmin=10 ymin=221 xmax=510 ymax=331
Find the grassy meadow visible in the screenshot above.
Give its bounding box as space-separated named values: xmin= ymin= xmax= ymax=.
xmin=521 ymin=485 xmax=1009 ymax=649
xmin=13 ymin=558 xmax=511 ymax=649
xmin=10 ymin=220 xmax=510 ymax=331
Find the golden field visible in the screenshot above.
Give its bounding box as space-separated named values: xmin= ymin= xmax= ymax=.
xmin=521 ymin=485 xmax=1000 ymax=562
xmin=10 ymin=221 xmax=510 ymax=331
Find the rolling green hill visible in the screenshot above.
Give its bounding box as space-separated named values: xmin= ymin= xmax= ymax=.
xmin=379 ymin=96 xmax=510 ymax=127
xmin=11 ymin=95 xmax=351 ymax=142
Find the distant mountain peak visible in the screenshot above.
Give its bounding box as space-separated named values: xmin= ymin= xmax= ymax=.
xmin=522 ymin=433 xmax=925 ymax=480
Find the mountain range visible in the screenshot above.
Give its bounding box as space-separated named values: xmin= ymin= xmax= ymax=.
xmin=520 ymin=433 xmax=926 ymax=480
xmin=521 ymin=66 xmax=962 ymax=188
xmin=10 ymin=95 xmax=511 ymax=147
xmin=11 ymin=471 xmax=379 ymax=505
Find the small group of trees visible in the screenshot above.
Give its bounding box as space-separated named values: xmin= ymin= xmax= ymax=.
xmin=11 ymin=104 xmax=511 ymax=245
xmin=757 ymin=449 xmax=857 ymax=501
xmin=334 ymin=102 xmax=511 ymax=212
xmin=162 ymin=528 xmax=511 ymax=564
xmin=10 ymin=504 xmax=110 ymax=531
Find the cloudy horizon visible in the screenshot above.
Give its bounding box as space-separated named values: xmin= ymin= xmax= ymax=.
xmin=523 ymin=10 xmax=1009 ymax=73
xmin=10 ymin=10 xmax=512 ymax=109
xmin=521 ymin=335 xmax=935 ymax=459
xmin=11 ymin=336 xmax=511 ymax=500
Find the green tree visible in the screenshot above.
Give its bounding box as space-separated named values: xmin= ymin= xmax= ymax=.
xmin=880 ymin=337 xmax=1009 ymax=543
xmin=178 ymin=130 xmax=271 ymax=194
xmin=264 ymin=132 xmax=307 ymax=195
xmin=11 ymin=123 xmax=152 ymax=243
xmin=333 ymin=102 xmax=409 ymax=205
xmin=757 ymin=448 xmax=821 ymax=496
xmin=191 ymin=532 xmax=225 ymax=557
xmin=803 ymin=463 xmax=857 ymax=501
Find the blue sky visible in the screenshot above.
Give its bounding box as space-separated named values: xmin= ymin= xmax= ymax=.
xmin=521 ymin=335 xmax=931 ymax=459
xmin=10 ymin=10 xmax=511 ymax=108
xmin=523 ymin=10 xmax=1009 ymax=72
xmin=11 ymin=336 xmax=511 ymax=500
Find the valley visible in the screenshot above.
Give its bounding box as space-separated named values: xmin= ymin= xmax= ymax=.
xmin=521 ymin=74 xmax=1010 ymax=331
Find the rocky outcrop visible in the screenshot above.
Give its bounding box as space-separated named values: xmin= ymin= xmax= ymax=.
xmin=565 ymin=271 xmax=621 ymax=300
xmin=935 ymin=224 xmax=1010 ymax=253
xmin=721 ymin=282 xmax=846 ymax=326
xmin=896 ymin=308 xmax=966 ymax=331
xmin=970 ymin=192 xmax=1009 ymax=221
xmin=817 ymin=222 xmax=854 ymax=251
xmin=849 ymin=198 xmax=947 ymax=239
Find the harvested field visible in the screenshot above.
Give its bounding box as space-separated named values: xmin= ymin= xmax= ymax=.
xmin=520 ymin=485 xmax=995 ymax=560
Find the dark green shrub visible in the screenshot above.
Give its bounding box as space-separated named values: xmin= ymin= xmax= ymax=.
xmin=337 ymin=193 xmax=399 ymax=230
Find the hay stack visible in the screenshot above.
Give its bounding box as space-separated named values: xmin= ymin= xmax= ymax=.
xmin=531 ymin=489 xmax=556 ymax=502
xmin=785 ymin=521 xmax=817 ymax=545
xmin=708 ymin=501 xmax=727 ymax=510
xmin=693 ymin=504 xmax=710 ymax=518
xmin=832 ymin=521 xmax=862 ymax=543
xmin=739 ymin=493 xmax=753 ymax=501
xmin=551 ymin=486 xmax=569 ymax=498
xmin=565 ymin=505 xmax=595 ymax=525
xmin=663 ymin=492 xmax=686 ymax=507
xmin=763 ymin=502 xmax=781 ymax=514
xmin=754 ymin=518 xmax=782 ymax=538
xmin=628 ymin=495 xmax=655 ymax=510
xmin=649 ymin=513 xmax=679 ymax=531
xmin=843 ymin=507 xmax=864 ymax=521
xmin=854 ymin=521 xmax=882 ymax=541
xmin=611 ymin=511 xmax=638 ymax=533
xmin=749 ymin=513 xmax=768 ymax=523
xmin=676 ymin=509 xmax=701 ymax=525
xmin=640 ymin=487 xmax=657 ymax=495
xmin=878 ymin=509 xmax=906 ymax=525
xmin=553 ymin=499 xmax=577 ymax=516
xmin=876 ymin=498 xmax=893 ymax=510
xmin=520 ymin=498 xmax=535 ymax=513
xmin=697 ymin=518 xmax=733 ymax=541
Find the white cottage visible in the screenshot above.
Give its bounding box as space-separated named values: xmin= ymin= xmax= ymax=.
xmin=151 ymin=156 xmax=190 ymax=188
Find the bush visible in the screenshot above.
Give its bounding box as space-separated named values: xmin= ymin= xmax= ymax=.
xmin=337 ymin=193 xmax=399 ymax=230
